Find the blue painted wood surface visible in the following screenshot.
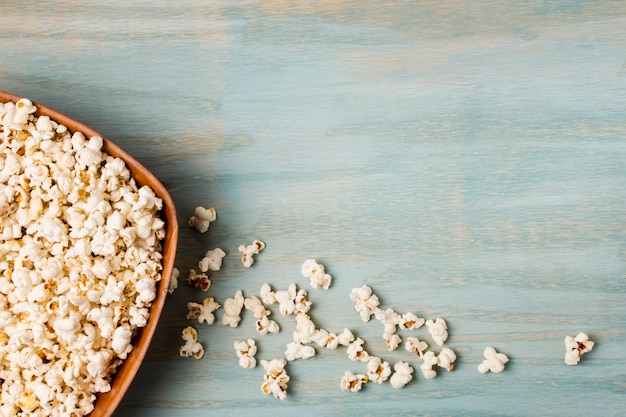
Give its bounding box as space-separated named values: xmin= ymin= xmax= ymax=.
xmin=1 ymin=1 xmax=625 ymax=416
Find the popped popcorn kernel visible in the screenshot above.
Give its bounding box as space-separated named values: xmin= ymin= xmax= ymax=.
xmin=238 ymin=240 xmax=265 ymax=268
xmin=478 ymin=346 xmax=509 ymax=374
xmin=564 ymin=332 xmax=594 ymax=366
xmin=168 ymin=267 xmax=180 ymax=294
xmin=285 ymin=341 xmax=316 ymax=362
xmin=260 ymin=359 xmax=289 ymax=400
xmin=425 ymin=317 xmax=448 ymax=346
xmin=385 ymin=334 xmax=402 ymax=351
xmin=399 ymin=312 xmax=425 ymax=330
xmin=179 ymin=326 xmax=204 ymax=359
xmin=366 ymin=357 xmax=392 ymax=384
xmin=340 ymin=371 xmax=368 ymax=392
xmin=404 ymin=337 xmax=428 ymax=359
xmin=437 ymin=347 xmax=457 ymax=372
xmin=346 ymin=337 xmax=370 ymax=362
xmin=198 ymin=248 xmax=226 ymax=273
xmin=186 ymin=269 xmax=212 ymax=292
xmin=389 ymin=361 xmax=414 ymax=389
xmin=234 ymin=339 xmax=257 ymax=369
xmin=420 ymin=351 xmax=439 ymax=379
xmin=259 ymin=283 xmax=277 ymax=305
xmin=222 ymin=290 xmax=244 ymax=328
xmin=300 ymin=259 xmax=332 ymax=289
xmin=187 ymin=297 xmax=221 ymax=325
xmin=188 ymin=206 xmax=216 ymax=233
xmin=349 ymin=285 xmax=380 ymax=322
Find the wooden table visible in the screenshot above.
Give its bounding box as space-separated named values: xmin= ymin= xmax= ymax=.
xmin=2 ymin=2 xmax=625 ymax=416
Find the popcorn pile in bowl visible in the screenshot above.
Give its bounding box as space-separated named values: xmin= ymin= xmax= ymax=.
xmin=0 ymin=93 xmax=177 ymax=417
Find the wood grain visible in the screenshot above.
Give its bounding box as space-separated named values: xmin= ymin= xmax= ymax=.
xmin=1 ymin=1 xmax=625 ymax=416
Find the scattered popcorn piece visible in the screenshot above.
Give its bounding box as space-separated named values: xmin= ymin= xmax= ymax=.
xmin=275 ymin=283 xmax=297 ymax=316
xmin=188 ymin=206 xmax=216 ymax=233
xmin=222 ymin=290 xmax=245 ymax=327
xmin=285 ymin=341 xmax=316 ymax=361
xmin=340 ymin=371 xmax=369 ymax=392
xmin=260 ymin=359 xmax=290 ymax=400
xmin=375 ymin=308 xmax=400 ymax=340
xmin=349 ymin=285 xmax=380 ymax=322
xmin=294 ymin=288 xmax=312 ymax=314
xmin=259 ymin=283 xmax=277 ymax=305
xmin=389 ymin=361 xmax=414 ymax=389
xmin=238 ymin=239 xmax=265 ymax=268
xmin=179 ymin=326 xmax=204 ymax=359
xmin=234 ymin=339 xmax=257 ymax=369
xmin=187 ymin=297 xmax=221 ymax=324
xmin=564 ymin=332 xmax=594 ymax=366
xmin=366 ymin=357 xmax=392 ymax=384
xmin=420 ymin=351 xmax=439 ymax=379
xmin=404 ymin=337 xmax=429 ymax=359
xmin=187 ymin=269 xmax=212 ymax=292
xmin=425 ymin=317 xmax=449 ymax=346
xmin=168 ymin=267 xmax=180 ymax=294
xmin=301 ymin=259 xmax=333 ymax=289
xmin=293 ymin=312 xmax=316 ymax=344
xmin=437 ymin=347 xmax=457 ymax=372
xmin=337 ymin=328 xmax=355 ymax=346
xmin=255 ymin=315 xmax=280 ymax=335
xmin=399 ymin=312 xmax=425 ymax=330
xmin=386 ymin=334 xmax=402 ymax=351
xmin=478 ymin=346 xmax=510 ymax=374
xmin=244 ymin=295 xmax=270 ymax=319
xmin=346 ymin=337 xmax=370 ymax=362
xmin=198 ymin=248 xmax=226 ymax=272
xmin=325 ymin=332 xmax=340 ymax=350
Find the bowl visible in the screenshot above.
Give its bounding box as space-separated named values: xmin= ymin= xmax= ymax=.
xmin=0 ymin=91 xmax=178 ymax=417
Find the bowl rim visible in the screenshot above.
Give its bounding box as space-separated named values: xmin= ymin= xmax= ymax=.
xmin=0 ymin=90 xmax=179 ymax=417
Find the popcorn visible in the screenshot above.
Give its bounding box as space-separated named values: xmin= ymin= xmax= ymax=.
xmin=244 ymin=296 xmax=269 ymax=319
xmin=404 ymin=337 xmax=428 ymax=359
xmin=259 ymin=283 xmax=277 ymax=305
xmin=300 ymin=259 xmax=332 ymax=289
xmin=255 ymin=315 xmax=280 ymax=335
xmin=238 ymin=239 xmax=265 ymax=268
xmin=564 ymin=333 xmax=594 ymax=366
xmin=399 ymin=312 xmax=425 ymax=330
xmin=425 ymin=317 xmax=449 ymax=346
xmin=198 ymin=248 xmax=226 ymax=273
xmin=420 ymin=351 xmax=439 ymax=379
xmin=340 ymin=371 xmax=368 ymax=392
xmin=168 ymin=267 xmax=180 ymax=294
xmin=386 ymin=334 xmax=402 ymax=351
xmin=346 ymin=337 xmax=370 ymax=362
xmin=187 ymin=297 xmax=221 ymax=324
xmin=186 ymin=269 xmax=212 ymax=292
xmin=374 ymin=308 xmax=400 ymax=340
xmin=389 ymin=361 xmax=414 ymax=389
xmin=337 ymin=328 xmax=355 ymax=346
xmin=188 ymin=206 xmax=216 ymax=233
xmin=366 ymin=357 xmax=392 ymax=384
xmin=260 ymin=359 xmax=290 ymax=400
xmin=274 ymin=283 xmax=297 ymax=316
xmin=285 ymin=341 xmax=316 ymax=361
xmin=222 ymin=290 xmax=245 ymax=327
xmin=234 ymin=339 xmax=257 ymax=368
xmin=437 ymin=347 xmax=457 ymax=372
xmin=349 ymin=285 xmax=380 ymax=322
xmin=478 ymin=346 xmax=509 ymax=374
xmin=179 ymin=326 xmax=204 ymax=359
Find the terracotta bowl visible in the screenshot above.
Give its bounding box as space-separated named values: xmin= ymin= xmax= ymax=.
xmin=0 ymin=91 xmax=178 ymax=417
